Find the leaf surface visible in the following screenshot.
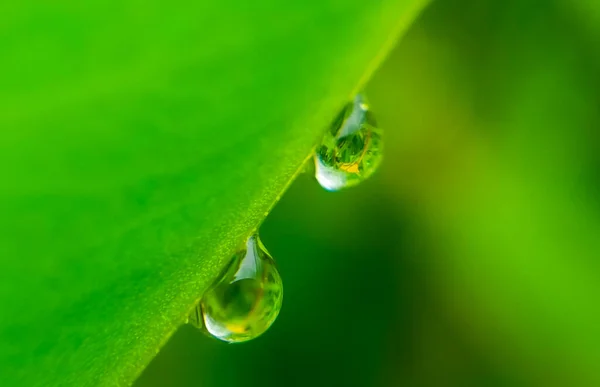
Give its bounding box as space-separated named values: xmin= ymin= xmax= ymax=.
xmin=0 ymin=1 xmax=427 ymax=385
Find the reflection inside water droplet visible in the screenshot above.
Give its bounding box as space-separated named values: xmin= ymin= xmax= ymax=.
xmin=314 ymin=93 xmax=383 ymax=191
xmin=189 ymin=234 xmax=283 ymax=343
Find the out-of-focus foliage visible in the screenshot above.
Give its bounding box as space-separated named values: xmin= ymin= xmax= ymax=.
xmin=136 ymin=0 xmax=600 ymax=386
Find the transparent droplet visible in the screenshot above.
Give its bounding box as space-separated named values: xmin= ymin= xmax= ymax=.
xmin=189 ymin=234 xmax=283 ymax=343
xmin=314 ymin=93 xmax=383 ymax=191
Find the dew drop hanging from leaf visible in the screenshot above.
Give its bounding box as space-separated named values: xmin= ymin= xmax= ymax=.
xmin=314 ymin=93 xmax=383 ymax=191
xmin=188 ymin=234 xmax=283 ymax=343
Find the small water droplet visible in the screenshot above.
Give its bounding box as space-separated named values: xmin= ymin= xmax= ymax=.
xmin=189 ymin=234 xmax=283 ymax=343
xmin=314 ymin=93 xmax=383 ymax=191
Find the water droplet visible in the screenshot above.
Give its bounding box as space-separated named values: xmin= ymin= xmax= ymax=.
xmin=189 ymin=234 xmax=283 ymax=343
xmin=314 ymin=93 xmax=383 ymax=191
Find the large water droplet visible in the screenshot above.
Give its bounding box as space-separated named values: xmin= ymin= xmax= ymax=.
xmin=314 ymin=93 xmax=383 ymax=191
xmin=189 ymin=234 xmax=283 ymax=343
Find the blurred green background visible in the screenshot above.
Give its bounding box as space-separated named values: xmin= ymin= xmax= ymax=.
xmin=136 ymin=0 xmax=600 ymax=386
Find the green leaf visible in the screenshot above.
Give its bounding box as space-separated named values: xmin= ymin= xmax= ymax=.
xmin=0 ymin=1 xmax=426 ymax=385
